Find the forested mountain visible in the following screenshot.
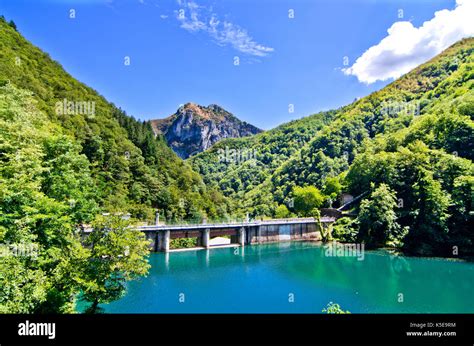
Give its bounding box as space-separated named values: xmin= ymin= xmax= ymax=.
xmin=0 ymin=17 xmax=229 ymax=224
xmin=151 ymin=103 xmax=261 ymax=159
xmin=191 ymin=108 xmax=338 ymax=216
xmin=191 ymin=38 xmax=474 ymax=255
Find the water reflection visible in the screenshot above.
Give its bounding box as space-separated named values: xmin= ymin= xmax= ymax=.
xmin=101 ymin=242 xmax=474 ymax=313
xmin=277 ymin=243 xmax=473 ymax=312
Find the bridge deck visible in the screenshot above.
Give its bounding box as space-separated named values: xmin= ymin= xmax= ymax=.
xmin=82 ymin=217 xmax=335 ymax=233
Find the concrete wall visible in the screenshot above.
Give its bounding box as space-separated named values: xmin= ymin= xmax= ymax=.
xmin=145 ymin=231 xmax=158 ymax=252
xmin=141 ymin=222 xmax=323 ymax=252
xmin=246 ymin=223 xmax=321 ymax=245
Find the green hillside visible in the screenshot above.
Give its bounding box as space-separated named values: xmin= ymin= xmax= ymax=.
xmin=0 ymin=17 xmax=229 ymax=223
xmin=191 ymin=38 xmax=474 ymax=255
xmin=191 ymin=108 xmax=338 ymax=216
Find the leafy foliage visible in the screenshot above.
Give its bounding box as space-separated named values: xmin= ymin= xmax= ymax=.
xmin=79 ymin=215 xmax=151 ymax=313
xmin=357 ymin=184 xmax=405 ymax=248
xmin=274 ymin=204 xmax=291 ymax=218
xmin=293 ymin=186 xmax=325 ymax=217
xmin=170 ymin=237 xmax=198 ymax=249
xmin=0 ymin=82 xmax=93 ymax=312
xmin=322 ymin=302 xmax=350 ymax=314
xmin=332 ymin=217 xmax=358 ymax=243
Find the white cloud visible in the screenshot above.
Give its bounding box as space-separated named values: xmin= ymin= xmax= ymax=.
xmin=343 ymin=0 xmax=474 ymax=84
xmin=175 ymin=0 xmax=274 ymax=57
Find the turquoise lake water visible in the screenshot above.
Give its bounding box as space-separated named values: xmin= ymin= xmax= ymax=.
xmin=95 ymin=242 xmax=474 ymax=313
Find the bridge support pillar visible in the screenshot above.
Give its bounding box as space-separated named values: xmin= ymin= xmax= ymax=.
xmin=202 ymin=228 xmax=210 ymax=249
xmin=238 ymin=227 xmax=245 ymax=247
xmin=161 ymin=230 xmax=170 ymax=253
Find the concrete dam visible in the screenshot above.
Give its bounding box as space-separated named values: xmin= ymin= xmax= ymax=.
xmin=137 ymin=217 xmax=335 ymax=252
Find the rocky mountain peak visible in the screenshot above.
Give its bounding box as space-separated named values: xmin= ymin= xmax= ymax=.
xmin=151 ymin=103 xmax=262 ymax=159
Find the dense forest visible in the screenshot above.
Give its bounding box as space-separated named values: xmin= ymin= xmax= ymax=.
xmin=0 ymin=14 xmax=472 ymax=314
xmin=191 ymin=38 xmax=474 ymax=256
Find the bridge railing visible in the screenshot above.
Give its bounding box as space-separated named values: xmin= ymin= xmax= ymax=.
xmin=82 ymin=217 xmax=335 ymax=233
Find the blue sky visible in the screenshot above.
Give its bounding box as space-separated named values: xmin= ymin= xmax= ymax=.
xmin=0 ymin=0 xmax=470 ymax=129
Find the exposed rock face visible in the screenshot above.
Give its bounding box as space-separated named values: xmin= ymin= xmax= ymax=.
xmin=151 ymin=103 xmax=262 ymax=159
